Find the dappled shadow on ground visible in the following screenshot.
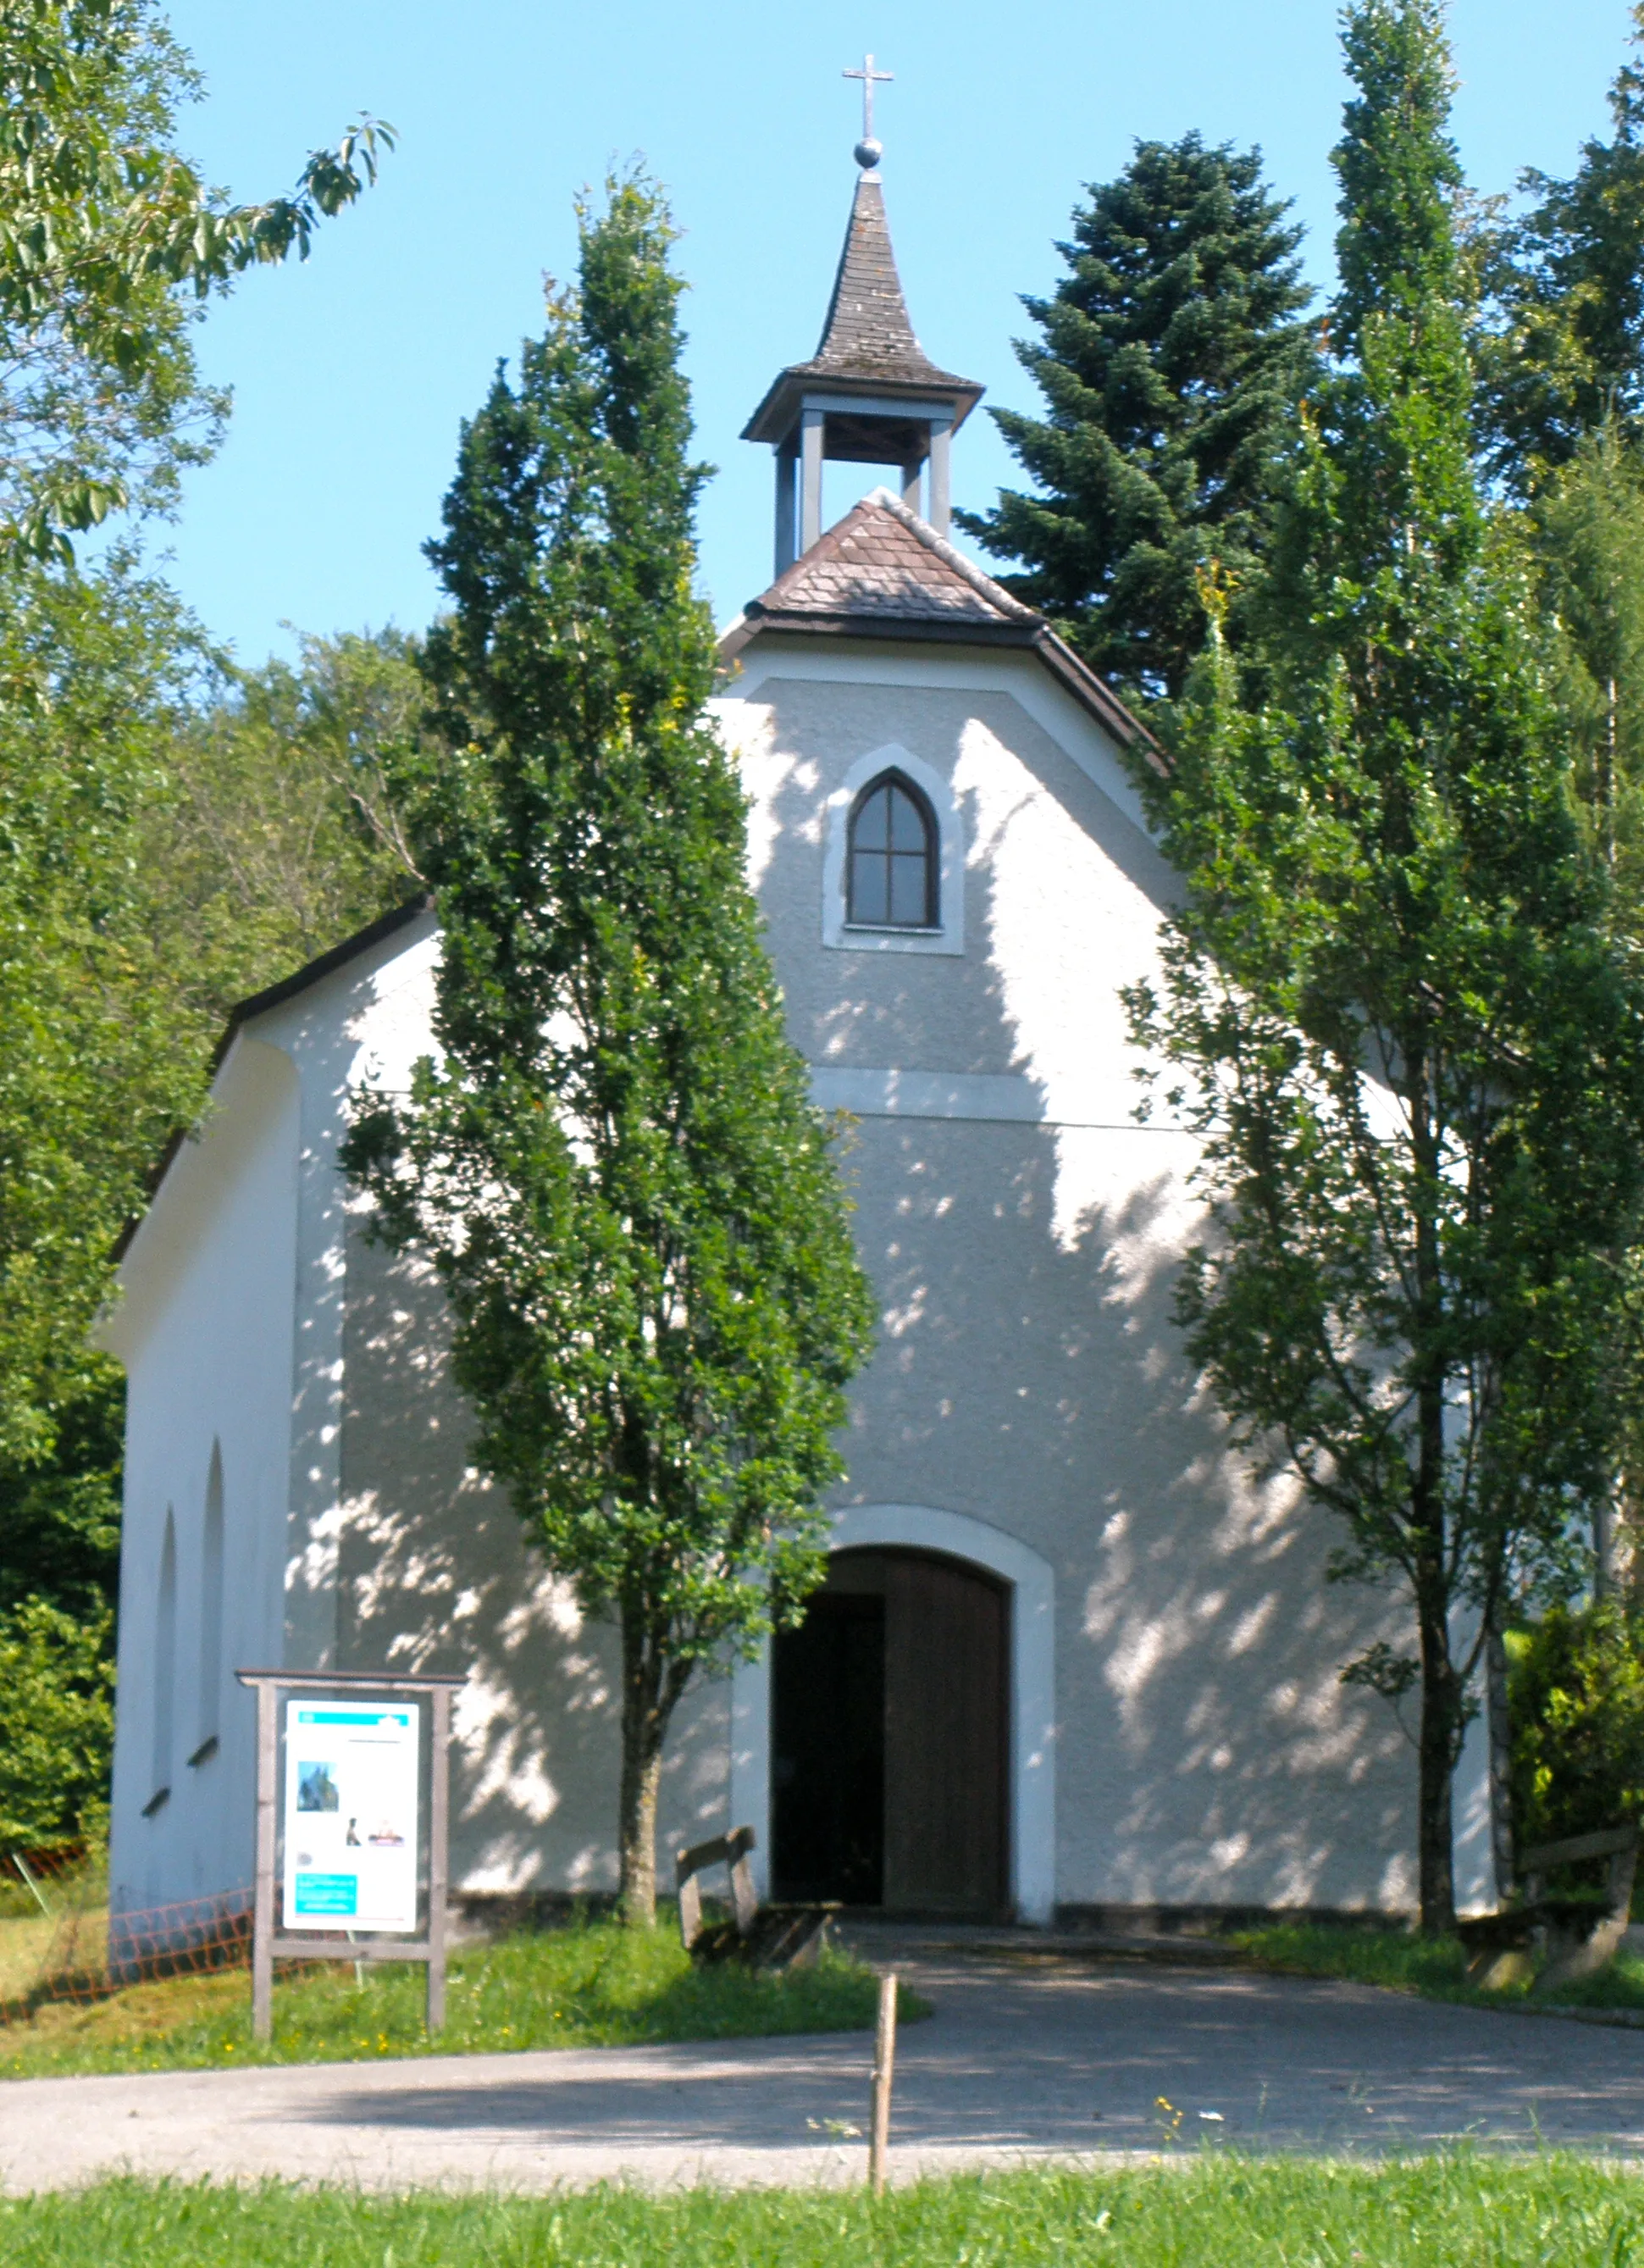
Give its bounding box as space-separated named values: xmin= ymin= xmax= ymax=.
xmin=304 ymin=1953 xmax=1644 ymax=2157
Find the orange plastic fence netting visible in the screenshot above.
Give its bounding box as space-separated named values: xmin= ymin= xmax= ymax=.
xmin=1 ymin=1850 xmax=252 ymax=2018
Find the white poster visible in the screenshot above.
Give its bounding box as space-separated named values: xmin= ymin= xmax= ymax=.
xmin=281 ymin=1700 xmax=421 ymax=1933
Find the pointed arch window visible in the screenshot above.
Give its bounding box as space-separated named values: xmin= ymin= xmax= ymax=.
xmin=144 ymin=1509 xmax=176 ymax=1817
xmin=847 ymin=772 xmax=938 ymax=929
xmin=190 ymin=1444 xmax=224 ymax=1770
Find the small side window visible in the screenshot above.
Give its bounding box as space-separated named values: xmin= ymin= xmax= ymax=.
xmin=147 ymin=1508 xmax=176 ymax=1815
xmin=191 ymin=1444 xmax=224 ymax=1769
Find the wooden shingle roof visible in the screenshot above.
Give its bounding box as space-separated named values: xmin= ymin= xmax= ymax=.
xmin=741 ymin=175 xmax=982 ymax=446
xmin=746 ymin=488 xmax=1037 ymax=627
xmin=798 ymin=175 xmax=972 ymax=392
xmin=719 ymin=491 xmax=1157 ymax=759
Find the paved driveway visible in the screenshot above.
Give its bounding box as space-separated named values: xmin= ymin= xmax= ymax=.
xmin=3 ymin=1935 xmax=1643 ymax=2191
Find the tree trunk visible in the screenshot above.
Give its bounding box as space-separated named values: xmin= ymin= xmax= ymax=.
xmin=617 ymin=1608 xmax=667 ymax=1928
xmin=1597 ymin=1494 xmax=1614 ymax=1604
xmin=1409 ymin=1058 xmax=1458 ymax=1937
xmin=1484 ymin=1600 xmax=1514 ymax=1905
xmin=1415 ymin=1594 xmax=1459 ymax=1935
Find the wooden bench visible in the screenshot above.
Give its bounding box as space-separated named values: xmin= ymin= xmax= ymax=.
xmin=673 ymin=1825 xmax=834 ymax=1971
xmin=1459 ymin=1822 xmax=1637 ymax=1988
xmin=675 ymin=1826 xmax=758 ymax=1954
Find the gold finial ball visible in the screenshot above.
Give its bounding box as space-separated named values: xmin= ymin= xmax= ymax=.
xmin=855 ymin=137 xmax=883 ymax=171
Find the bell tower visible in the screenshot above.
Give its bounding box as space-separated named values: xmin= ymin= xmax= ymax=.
xmin=742 ymin=57 xmax=983 ymax=577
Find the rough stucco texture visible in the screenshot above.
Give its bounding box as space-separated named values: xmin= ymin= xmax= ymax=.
xmin=109 ymin=642 xmax=1453 ymax=1921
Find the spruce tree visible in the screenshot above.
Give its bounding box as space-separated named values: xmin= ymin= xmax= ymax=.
xmin=343 ymin=180 xmax=876 ymax=1927
xmin=960 ymin=133 xmax=1315 ymax=702
xmin=1481 ymin=6 xmax=1644 ymax=486
xmin=1128 ymin=0 xmax=1644 ymax=1932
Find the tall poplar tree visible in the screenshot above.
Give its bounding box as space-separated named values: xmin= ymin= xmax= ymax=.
xmin=343 ymin=180 xmax=876 ymax=1927
xmin=960 ymin=133 xmax=1315 ymax=702
xmin=1128 ymin=0 xmax=1644 ymax=1931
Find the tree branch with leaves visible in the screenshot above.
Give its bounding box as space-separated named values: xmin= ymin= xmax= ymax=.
xmin=0 ymin=0 xmax=392 ymax=561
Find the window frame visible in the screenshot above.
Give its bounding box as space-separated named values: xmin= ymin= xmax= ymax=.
xmin=845 ymin=768 xmax=941 ymax=933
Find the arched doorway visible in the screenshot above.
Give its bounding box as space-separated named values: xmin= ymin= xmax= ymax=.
xmin=771 ymin=1547 xmax=1010 ymax=1915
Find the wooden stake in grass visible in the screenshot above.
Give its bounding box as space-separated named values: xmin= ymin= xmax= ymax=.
xmin=868 ymin=1971 xmax=897 ymax=2195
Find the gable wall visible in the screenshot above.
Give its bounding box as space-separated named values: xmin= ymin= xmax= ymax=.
xmin=716 ymin=638 xmax=1496 ymax=1918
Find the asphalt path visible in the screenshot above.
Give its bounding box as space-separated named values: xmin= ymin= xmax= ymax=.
xmin=3 ymin=1933 xmax=1643 ymax=2191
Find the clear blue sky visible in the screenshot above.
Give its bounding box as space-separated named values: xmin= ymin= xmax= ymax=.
xmin=157 ymin=0 xmax=1637 ymax=666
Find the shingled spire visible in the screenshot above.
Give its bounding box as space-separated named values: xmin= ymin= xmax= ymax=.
xmin=800 ymin=172 xmax=971 ymax=392
xmin=743 ymin=98 xmax=982 ymax=575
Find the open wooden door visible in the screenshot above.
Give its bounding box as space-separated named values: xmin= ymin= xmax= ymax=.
xmin=883 ymin=1552 xmax=1009 ymax=1913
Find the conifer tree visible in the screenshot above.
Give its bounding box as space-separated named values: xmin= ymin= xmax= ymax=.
xmin=1128 ymin=0 xmax=1644 ymax=1932
xmin=1481 ymin=6 xmax=1644 ymax=487
xmin=343 ymin=180 xmax=876 ymax=1927
xmin=960 ymin=133 xmax=1315 ymax=701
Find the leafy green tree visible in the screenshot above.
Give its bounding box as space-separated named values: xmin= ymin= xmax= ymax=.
xmin=1126 ymin=0 xmax=1644 ymax=1933
xmin=0 ymin=1595 xmax=113 ymax=1846
xmin=0 ymin=1367 xmax=120 ymax=1628
xmin=0 ymin=557 xmax=213 ymax=1472
xmin=154 ymin=627 xmax=424 ymax=1023
xmin=960 ymin=132 xmax=1315 ymax=702
xmin=1480 ymin=6 xmax=1644 ymax=488
xmin=1515 ymin=434 xmax=1644 ymax=1576
xmin=0 ymin=0 xmax=392 ymax=559
xmin=0 ymin=3 xmax=393 ymax=1851
xmin=0 ymin=0 xmax=395 ymax=1466
xmin=1507 ymin=1604 xmax=1644 ymax=1856
xmin=1526 ymin=428 xmax=1644 ymax=890
xmin=344 ymin=180 xmax=876 ymax=1928
xmin=0 ymin=597 xmax=422 ymax=1844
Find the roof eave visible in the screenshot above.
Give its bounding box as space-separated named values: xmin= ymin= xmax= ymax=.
xmin=741 ymin=367 xmax=984 ymax=447
xmin=717 ymin=607 xmax=1161 ymax=765
xmin=109 ymin=892 xmax=435 ymax=1265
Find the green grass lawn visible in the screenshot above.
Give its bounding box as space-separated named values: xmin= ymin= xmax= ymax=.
xmin=2 ymin=2160 xmax=1641 ymax=2265
xmin=0 ymin=1915 xmax=919 ymax=2081
xmin=1227 ymin=1921 xmax=1644 ymax=2014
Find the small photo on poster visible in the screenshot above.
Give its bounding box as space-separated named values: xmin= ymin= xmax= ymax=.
xmin=297 ymin=1761 xmax=340 ymax=1812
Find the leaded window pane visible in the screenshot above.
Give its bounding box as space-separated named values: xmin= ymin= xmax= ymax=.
xmin=888 ymin=851 xmax=927 ymax=925
xmin=847 ymin=775 xmax=936 ymax=929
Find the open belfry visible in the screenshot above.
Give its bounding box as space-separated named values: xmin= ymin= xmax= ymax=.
xmin=102 ymin=70 xmax=1495 ymax=1936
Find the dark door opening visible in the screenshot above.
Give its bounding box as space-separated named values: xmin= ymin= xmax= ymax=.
xmin=771 ymin=1547 xmax=1009 ymax=1915
xmin=770 ymin=1584 xmax=885 ymax=1903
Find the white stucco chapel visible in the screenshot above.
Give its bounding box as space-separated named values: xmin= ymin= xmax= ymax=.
xmin=102 ymin=136 xmax=1497 ymax=1934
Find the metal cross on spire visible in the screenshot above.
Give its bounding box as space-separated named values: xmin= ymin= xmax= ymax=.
xmin=844 ymin=53 xmax=894 ymax=159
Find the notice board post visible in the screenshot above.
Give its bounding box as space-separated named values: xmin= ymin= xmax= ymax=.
xmin=236 ymin=1667 xmax=463 ymax=2043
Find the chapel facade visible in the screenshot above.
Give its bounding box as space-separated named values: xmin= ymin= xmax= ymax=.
xmin=102 ymin=136 xmax=1496 ymax=1931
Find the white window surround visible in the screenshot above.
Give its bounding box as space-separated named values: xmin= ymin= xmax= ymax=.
xmin=729 ymin=1502 xmax=1056 ymax=1924
xmin=822 ymin=744 xmax=965 ymax=957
